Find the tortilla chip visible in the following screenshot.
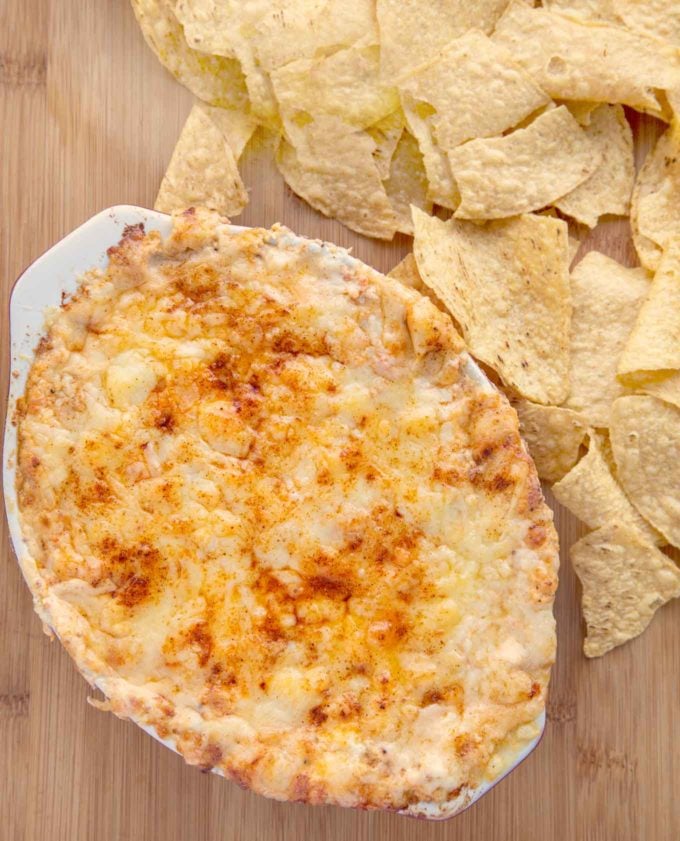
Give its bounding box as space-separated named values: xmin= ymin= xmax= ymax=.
xmin=610 ymin=395 xmax=680 ymax=548
xmin=512 ymin=400 xmax=588 ymax=484
xmin=634 ymin=373 xmax=680 ymax=410
xmin=618 ymin=241 xmax=680 ymax=383
xmin=388 ymin=254 xmax=424 ymax=289
xmin=571 ymin=523 xmax=680 ymax=658
xmin=552 ymin=433 xmax=662 ymax=544
xmin=238 ymin=54 xmax=280 ymax=127
xmin=561 ymin=100 xmax=600 ymax=126
xmin=493 ymin=1 xmax=680 ymax=119
xmin=271 ymin=42 xmax=399 ymax=143
xmin=630 ymin=124 xmax=680 ymax=273
xmin=131 ymin=0 xmax=248 ymax=108
xmin=377 ymin=0 xmax=511 ymax=80
xmin=174 ymin=0 xmax=243 ymax=57
xmin=543 ymin=0 xmax=618 ymax=24
xmin=401 ymin=95 xmax=459 ymax=209
xmin=618 ymin=0 xmax=680 ymax=48
xmin=399 ymin=30 xmax=549 ymax=153
xmin=387 ymin=254 xmax=451 ymax=313
xmin=564 ymin=251 xmax=649 ymax=427
xmin=384 ymin=132 xmax=432 ymax=235
xmin=366 ymin=111 xmax=405 ymax=180
xmin=253 ymin=0 xmax=378 ymax=72
xmin=412 ymin=208 xmax=571 ymax=404
xmin=449 ymin=106 xmax=599 ymax=220
xmin=198 ymin=104 xmax=258 ymax=162
xmin=155 ymin=104 xmax=248 ymax=217
xmin=275 ymin=117 xmax=397 ymax=240
xmin=554 ymin=105 xmax=634 ymax=228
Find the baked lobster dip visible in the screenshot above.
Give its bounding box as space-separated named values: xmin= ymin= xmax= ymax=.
xmin=15 ymin=208 xmax=558 ymax=818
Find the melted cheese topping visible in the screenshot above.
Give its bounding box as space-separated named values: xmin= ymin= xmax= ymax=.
xmin=16 ymin=208 xmax=558 ymax=817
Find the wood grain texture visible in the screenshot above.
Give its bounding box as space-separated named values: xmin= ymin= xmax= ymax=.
xmin=1 ymin=2 xmax=679 ymax=839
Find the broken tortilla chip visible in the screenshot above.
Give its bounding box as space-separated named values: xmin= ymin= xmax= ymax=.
xmin=174 ymin=0 xmax=281 ymax=124
xmin=271 ymin=42 xmax=399 ymax=143
xmin=384 ymin=132 xmax=432 ymax=235
xmin=610 ymin=395 xmax=680 ymax=548
xmin=399 ymin=30 xmax=549 ymax=153
xmin=571 ymin=523 xmax=680 ymax=658
xmin=618 ymin=240 xmax=680 ymax=382
xmin=401 ymin=95 xmax=459 ymax=209
xmin=387 ymin=253 xmax=425 ymax=290
xmin=552 ymin=433 xmax=662 ymax=544
xmin=154 ymin=104 xmax=248 ymax=217
xmin=253 ymin=0 xmax=378 ymax=72
xmin=565 ymin=251 xmax=649 ymax=427
xmin=376 ymin=0 xmax=510 ymax=81
xmin=275 ymin=117 xmax=397 ymax=240
xmin=198 ymin=103 xmax=258 ymax=161
xmin=512 ymin=400 xmax=588 ymax=484
xmin=387 ymin=253 xmax=449 ymax=312
xmin=554 ymin=105 xmax=634 ymax=228
xmin=366 ymin=110 xmax=405 ymax=180
xmin=493 ymin=1 xmax=680 ymax=119
xmin=449 ymin=106 xmax=599 ymax=220
xmin=412 ymin=207 xmax=571 ymax=404
xmin=630 ymin=123 xmax=680 ymax=273
xmin=561 ymin=100 xmax=600 ymax=126
xmin=132 ymin=0 xmax=248 ymax=109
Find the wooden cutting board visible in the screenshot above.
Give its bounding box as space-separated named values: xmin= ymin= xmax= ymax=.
xmin=1 ymin=2 xmax=678 ymax=839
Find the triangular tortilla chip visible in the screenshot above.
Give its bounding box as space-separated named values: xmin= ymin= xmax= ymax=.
xmin=512 ymin=400 xmax=588 ymax=484
xmin=275 ymin=117 xmax=397 ymax=240
xmin=618 ymin=240 xmax=680 ymax=382
xmin=554 ymin=105 xmax=634 ymax=228
xmin=449 ymin=106 xmax=599 ymax=219
xmin=412 ymin=208 xmax=571 ymax=404
xmin=493 ymin=1 xmax=680 ymax=118
xmin=610 ymin=395 xmax=680 ymax=548
xmin=565 ymin=251 xmax=649 ymax=427
xmin=552 ymin=433 xmax=661 ymax=544
xmin=132 ymin=0 xmax=248 ymax=108
xmin=155 ymin=104 xmax=248 ymax=216
xmin=400 ymin=30 xmax=549 ymax=152
xmin=571 ymin=523 xmax=680 ymax=658
xmin=630 ymin=123 xmax=680 ymax=273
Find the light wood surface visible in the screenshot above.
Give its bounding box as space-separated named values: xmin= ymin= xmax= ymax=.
xmin=1 ymin=3 xmax=678 ymax=839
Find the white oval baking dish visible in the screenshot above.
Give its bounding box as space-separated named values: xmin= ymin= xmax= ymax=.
xmin=2 ymin=205 xmax=546 ymax=820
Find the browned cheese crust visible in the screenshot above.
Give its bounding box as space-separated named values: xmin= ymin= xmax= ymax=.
xmin=16 ymin=208 xmax=558 ymax=818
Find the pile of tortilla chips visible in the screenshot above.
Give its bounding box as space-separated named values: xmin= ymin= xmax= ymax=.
xmin=133 ymin=0 xmax=680 ymax=657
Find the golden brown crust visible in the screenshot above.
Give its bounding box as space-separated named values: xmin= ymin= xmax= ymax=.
xmin=16 ymin=209 xmax=558 ymax=817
